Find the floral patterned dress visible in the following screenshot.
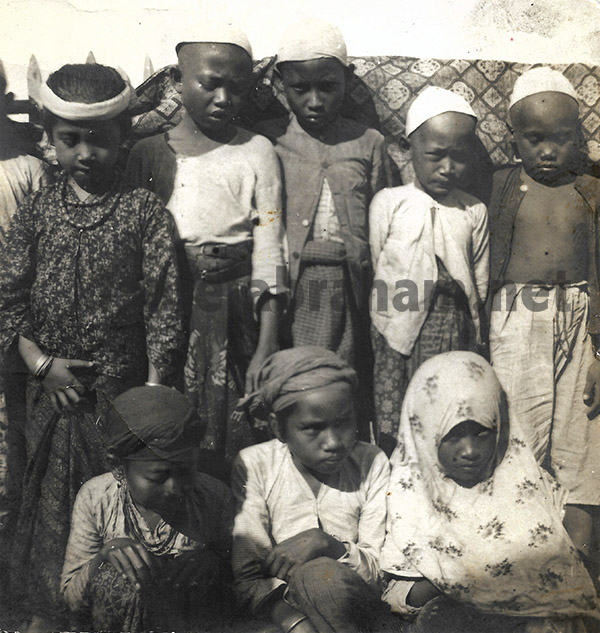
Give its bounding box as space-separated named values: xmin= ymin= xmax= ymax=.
xmin=0 ymin=173 xmax=184 ymax=624
xmin=380 ymin=352 xmax=599 ymax=631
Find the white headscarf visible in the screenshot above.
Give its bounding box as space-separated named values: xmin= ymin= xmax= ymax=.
xmin=509 ymin=66 xmax=578 ymax=111
xmin=381 ymin=351 xmax=599 ymax=619
xmin=277 ymin=18 xmax=347 ymax=67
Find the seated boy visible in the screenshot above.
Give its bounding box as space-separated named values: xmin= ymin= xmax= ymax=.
xmin=232 ymin=347 xmax=399 ymax=633
xmin=125 ymin=22 xmax=287 ymax=461
xmin=488 ymin=66 xmax=600 ymax=558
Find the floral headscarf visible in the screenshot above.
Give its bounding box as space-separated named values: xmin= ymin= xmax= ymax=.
xmin=381 ymin=351 xmax=599 ymax=619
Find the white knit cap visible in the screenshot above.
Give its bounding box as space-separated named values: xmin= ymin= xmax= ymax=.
xmin=175 ymin=20 xmax=252 ymax=58
xmin=405 ymin=86 xmax=477 ymax=137
xmin=509 ymin=67 xmax=578 ymax=110
xmin=277 ymin=18 xmax=347 ymax=67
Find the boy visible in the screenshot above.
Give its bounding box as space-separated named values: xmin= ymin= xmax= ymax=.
xmin=125 ymin=22 xmax=287 ymax=460
xmin=257 ymin=18 xmax=387 ymax=370
xmin=231 ymin=347 xmax=396 ymax=633
xmin=370 ymin=87 xmax=489 ymax=452
xmin=488 ymin=66 xmax=600 ymax=555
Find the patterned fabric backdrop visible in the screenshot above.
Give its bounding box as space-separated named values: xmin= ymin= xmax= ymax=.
xmin=130 ymin=56 xmax=600 ymax=186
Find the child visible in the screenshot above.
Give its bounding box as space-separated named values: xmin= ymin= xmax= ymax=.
xmin=0 ymin=61 xmax=51 ymax=599
xmin=125 ymin=22 xmax=287 ymax=460
xmin=370 ymin=87 xmax=489 ymax=453
xmin=61 ymin=386 xmax=234 ymax=633
xmin=381 ymin=352 xmax=599 ymax=633
xmin=0 ymin=63 xmax=184 ymax=629
xmin=232 ymin=347 xmax=399 ymax=633
xmin=257 ymin=18 xmax=387 ymax=368
xmin=488 ymin=67 xmax=600 ymax=554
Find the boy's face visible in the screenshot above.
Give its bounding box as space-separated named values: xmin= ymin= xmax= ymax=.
xmin=279 ymin=58 xmax=346 ymax=134
xmin=124 ymin=450 xmax=197 ymax=516
xmin=511 ymin=92 xmax=581 ymax=185
xmin=410 ymin=112 xmax=476 ymax=202
xmin=174 ymin=43 xmax=252 ymax=134
xmin=51 ymin=117 xmax=121 ymax=193
xmin=277 ymin=382 xmax=357 ymax=477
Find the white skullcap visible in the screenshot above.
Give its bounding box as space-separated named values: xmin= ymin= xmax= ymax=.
xmin=175 ymin=20 xmax=252 ymax=58
xmin=40 ymin=66 xmax=134 ymax=121
xmin=277 ymin=18 xmax=347 ymax=67
xmin=405 ymin=86 xmax=477 ymax=137
xmin=509 ymin=67 xmax=578 ymax=110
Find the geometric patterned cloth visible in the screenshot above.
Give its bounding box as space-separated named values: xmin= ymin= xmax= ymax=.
xmin=130 ymin=56 xmax=600 ymax=185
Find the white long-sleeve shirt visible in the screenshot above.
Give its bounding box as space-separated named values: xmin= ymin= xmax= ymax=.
xmin=231 ymin=439 xmax=390 ymax=613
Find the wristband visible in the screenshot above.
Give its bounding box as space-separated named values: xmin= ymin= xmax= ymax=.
xmin=286 ymin=616 xmax=308 ymax=633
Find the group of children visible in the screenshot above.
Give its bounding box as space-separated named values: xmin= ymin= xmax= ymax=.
xmin=0 ymin=13 xmax=599 ymax=633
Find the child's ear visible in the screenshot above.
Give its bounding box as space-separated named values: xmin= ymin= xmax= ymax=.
xmin=269 ymin=412 xmax=285 ymax=443
xmin=170 ymin=65 xmax=183 ymax=94
xmin=508 ymin=125 xmax=522 ymax=163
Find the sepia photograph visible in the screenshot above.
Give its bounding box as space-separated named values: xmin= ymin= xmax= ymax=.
xmin=1 ymin=0 xmax=600 ymax=631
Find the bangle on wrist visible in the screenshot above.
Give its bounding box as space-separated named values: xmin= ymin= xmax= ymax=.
xmin=286 ymin=616 xmax=308 ymax=633
xmin=33 ymin=353 xmax=54 ymax=379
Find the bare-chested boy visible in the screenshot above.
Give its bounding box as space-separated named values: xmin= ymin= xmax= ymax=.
xmin=489 ymin=67 xmax=600 ymax=556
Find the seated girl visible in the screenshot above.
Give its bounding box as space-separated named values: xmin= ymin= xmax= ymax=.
xmin=232 ymin=347 xmax=402 ymax=633
xmin=380 ymin=351 xmax=600 ymax=633
xmin=60 ymin=386 xmax=234 ymax=633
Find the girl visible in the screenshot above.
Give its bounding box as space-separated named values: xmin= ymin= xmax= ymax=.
xmin=0 ymin=63 xmax=183 ymax=629
xmin=61 ymin=386 xmax=234 ymax=633
xmin=370 ymin=87 xmax=489 ymax=454
xmin=232 ymin=346 xmax=401 ymax=633
xmin=381 ymin=351 xmax=599 ymax=633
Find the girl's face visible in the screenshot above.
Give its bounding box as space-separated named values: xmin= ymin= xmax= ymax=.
xmin=278 ymin=382 xmax=357 ymax=477
xmin=123 ymin=450 xmax=197 ymax=516
xmin=51 ymin=117 xmax=121 ymax=193
xmin=437 ymin=420 xmax=496 ymax=488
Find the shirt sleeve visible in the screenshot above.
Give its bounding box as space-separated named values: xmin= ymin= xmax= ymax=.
xmin=61 ymin=482 xmax=104 ymax=613
xmin=369 ymin=189 xmax=393 ymax=269
xmin=31 ymin=158 xmax=53 ymax=191
xmin=141 ymin=192 xmax=185 ymax=383
xmin=231 ymin=453 xmax=287 ymax=613
xmin=338 ymin=451 xmax=390 ymax=588
xmin=381 ymin=578 xmax=421 ymax=615
xmin=471 ymin=202 xmax=490 ymax=305
xmin=0 ymin=192 xmax=38 ymax=360
xmin=370 ymin=133 xmax=389 ymax=197
xmin=250 ymin=139 xmax=288 ymax=305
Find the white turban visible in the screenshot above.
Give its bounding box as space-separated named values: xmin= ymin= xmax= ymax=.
xmin=405 ymin=86 xmax=477 ymax=137
xmin=277 ymin=18 xmax=347 ymax=67
xmin=509 ymin=66 xmax=578 ymax=110
xmin=175 ymin=20 xmax=252 ymax=58
xmin=40 ymin=66 xmax=134 ymax=121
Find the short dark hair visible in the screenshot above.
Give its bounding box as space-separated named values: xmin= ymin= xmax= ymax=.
xmin=43 ymin=64 xmax=131 ymax=138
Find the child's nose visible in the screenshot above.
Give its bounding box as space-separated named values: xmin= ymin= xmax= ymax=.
xmin=307 ymin=90 xmax=324 ymax=110
xmin=460 ymin=437 xmax=479 ymax=460
xmin=77 ymin=143 xmax=93 ymax=162
xmin=322 ymin=428 xmax=343 ymax=451
xmin=213 ymin=86 xmax=231 ymax=106
xmin=439 ymin=157 xmax=455 ymax=175
xmin=539 ymin=142 xmax=557 ymax=160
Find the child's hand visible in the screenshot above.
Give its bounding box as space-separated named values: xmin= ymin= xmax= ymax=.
xmin=245 ymin=345 xmax=275 ymax=394
xmin=164 ymin=549 xmax=220 ymax=591
xmin=42 ymin=358 xmax=94 ymax=414
xmin=99 ymin=537 xmax=154 ymax=591
xmin=265 ymin=528 xmax=346 ymax=581
xmin=583 ymin=361 xmax=600 ymax=419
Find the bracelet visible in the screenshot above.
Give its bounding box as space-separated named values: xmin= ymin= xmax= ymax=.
xmin=144 ymin=381 xmax=161 ymax=387
xmin=33 ymin=354 xmax=54 ymax=379
xmin=286 ymin=616 xmax=308 ymax=633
